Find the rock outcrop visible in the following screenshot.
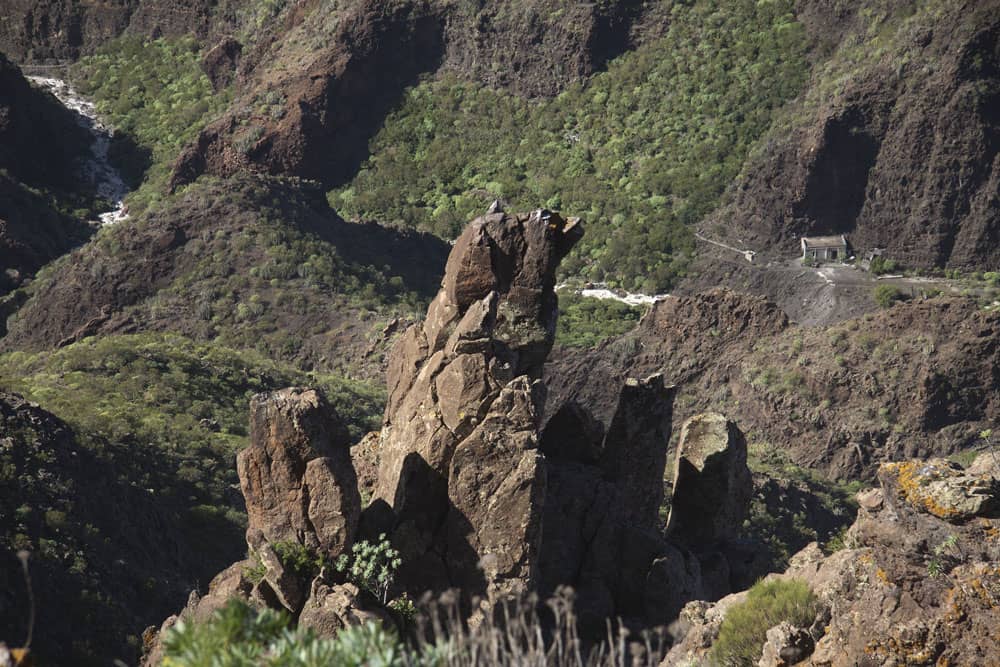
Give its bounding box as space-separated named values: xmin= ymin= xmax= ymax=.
xmin=239 ymin=387 xmax=359 ymax=556
xmin=664 ymin=456 xmax=1000 ymax=666
xmin=666 ymin=413 xmax=752 ymax=546
xmin=371 ymin=209 xmax=581 ymax=602
xmin=143 ymin=211 xmax=768 ymax=659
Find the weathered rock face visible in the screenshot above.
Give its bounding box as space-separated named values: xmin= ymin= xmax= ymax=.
xmin=667 ymin=413 xmax=752 ymax=546
xmin=371 ymin=209 xmax=582 ymax=602
xmin=664 ymin=456 xmax=1000 ymax=666
xmin=298 ymin=582 xmax=392 ymax=638
xmin=880 ymin=458 xmax=1000 ymax=523
xmin=239 ymin=387 xmax=359 ymax=557
xmin=537 ymin=374 xmax=700 ymax=630
xmin=0 ymin=0 xmax=221 ymax=63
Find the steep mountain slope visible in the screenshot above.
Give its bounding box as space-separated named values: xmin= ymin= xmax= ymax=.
xmin=1 ymin=176 xmax=449 ymax=378
xmin=0 ymin=0 xmax=222 ymax=62
xmin=707 ymin=0 xmax=1000 ymax=271
xmin=545 ymin=290 xmax=1000 ymax=481
xmin=0 ymin=53 xmax=97 ymax=297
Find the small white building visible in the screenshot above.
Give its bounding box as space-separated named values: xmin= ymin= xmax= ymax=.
xmin=801 ymin=235 xmax=848 ymax=262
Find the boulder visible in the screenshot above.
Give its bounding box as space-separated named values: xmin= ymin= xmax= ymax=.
xmin=667 ymin=413 xmax=752 ymax=545
xmin=757 ymin=622 xmax=814 ymax=667
xmin=880 ymin=458 xmax=1000 ymax=523
xmin=967 ymin=451 xmax=1000 ymax=479
xmin=238 ymin=387 xmax=360 ymax=556
xmin=299 ymin=582 xmax=391 ymax=638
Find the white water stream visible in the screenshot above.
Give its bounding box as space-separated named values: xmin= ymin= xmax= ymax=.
xmin=558 ymin=283 xmax=670 ymax=306
xmin=27 ymin=76 xmax=130 ymax=225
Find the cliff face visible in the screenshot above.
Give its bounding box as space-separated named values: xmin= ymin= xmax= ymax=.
xmin=714 ymin=0 xmax=1000 ymax=270
xmin=0 ymin=53 xmax=94 ymax=296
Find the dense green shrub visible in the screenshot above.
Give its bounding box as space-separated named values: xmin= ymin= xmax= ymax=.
xmin=162 ymin=599 xmax=410 ymax=667
xmin=873 ymin=284 xmax=906 ymax=308
xmin=329 ymin=0 xmax=809 ymax=291
xmin=711 ymin=578 xmax=819 ymax=666
xmin=556 ymin=292 xmax=644 ymax=347
xmin=869 ymin=256 xmax=899 ymax=275
xmin=70 ymin=36 xmax=231 ymax=208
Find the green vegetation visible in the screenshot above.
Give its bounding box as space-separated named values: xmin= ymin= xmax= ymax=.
xmin=273 ymin=541 xmax=328 ymax=580
xmin=555 ymin=292 xmax=644 ymax=347
xmin=70 ymin=36 xmax=231 ymax=209
xmin=744 ymin=441 xmax=861 ymax=570
xmin=163 ymin=600 xmax=410 ymax=667
xmin=336 ymin=535 xmax=403 ymax=604
xmin=0 ymin=333 xmax=383 ymax=536
xmin=869 ymin=256 xmax=900 ymax=275
xmin=711 ymin=578 xmax=819 ymax=666
xmin=330 ymin=0 xmax=809 ymax=291
xmin=873 ymin=284 xmax=906 ymax=308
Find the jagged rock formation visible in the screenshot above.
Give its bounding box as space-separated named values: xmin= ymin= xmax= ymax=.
xmin=537 ymin=374 xmax=704 ymax=632
xmin=371 ymin=209 xmax=581 ymax=602
xmin=143 ymin=211 xmax=765 ymax=661
xmin=663 ymin=457 xmax=1000 ymax=666
xmin=143 ymin=386 xmax=367 ymax=662
xmin=239 ymin=388 xmax=359 ymax=556
xmin=546 ymin=289 xmax=1000 ymax=482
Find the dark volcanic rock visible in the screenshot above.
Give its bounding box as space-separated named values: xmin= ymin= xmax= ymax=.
xmin=372 ymin=209 xmax=582 ymax=602
xmin=666 ymin=413 xmax=752 ymax=546
xmin=0 ymin=0 xmax=220 ymax=62
xmin=239 ymin=387 xmax=359 ymax=557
